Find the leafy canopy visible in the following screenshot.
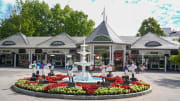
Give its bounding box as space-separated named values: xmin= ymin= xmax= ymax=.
xmin=169 ymin=48 xmax=180 ymax=64
xmin=137 ymin=17 xmax=166 ymax=36
xmin=0 ymin=0 xmax=95 ymax=39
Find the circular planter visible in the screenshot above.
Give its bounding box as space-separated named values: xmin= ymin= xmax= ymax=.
xmin=11 ymin=85 xmax=152 ymax=100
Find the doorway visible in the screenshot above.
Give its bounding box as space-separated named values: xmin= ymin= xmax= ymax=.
xmin=114 ymin=50 xmax=124 ymax=71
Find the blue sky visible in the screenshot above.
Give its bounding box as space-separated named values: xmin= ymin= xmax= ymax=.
xmin=0 ymin=0 xmax=180 ymax=36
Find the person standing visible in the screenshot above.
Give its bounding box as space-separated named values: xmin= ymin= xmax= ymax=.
xmin=36 ymin=60 xmax=41 ymax=76
xmin=142 ymin=62 xmax=146 ymax=72
xmin=136 ymin=61 xmax=140 ymax=74
xmin=124 ymin=62 xmax=129 ymax=76
xmin=32 ymin=60 xmax=37 ymax=74
xmin=131 ymin=60 xmax=137 ymax=78
xmin=100 ymin=62 xmax=107 ymax=82
xmin=41 ymin=60 xmax=47 ymax=79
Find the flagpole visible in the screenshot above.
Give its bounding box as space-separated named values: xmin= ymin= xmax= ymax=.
xmin=64 ymin=24 xmax=65 ymax=32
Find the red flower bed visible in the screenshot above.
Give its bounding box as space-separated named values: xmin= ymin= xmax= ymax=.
xmin=45 ymin=76 xmax=57 ymax=83
xmin=132 ymin=81 xmax=142 ymax=85
xmin=92 ymin=75 xmax=103 ymax=78
xmin=44 ymin=82 xmax=68 ymax=91
xmin=76 ymin=83 xmax=101 ymax=94
xmin=56 ymin=74 xmax=68 ymax=80
xmin=115 ymin=76 xmax=122 ymax=80
xmin=92 ymin=75 xmax=122 ymax=82
xmin=120 ymin=85 xmax=133 ymax=92
xmin=109 ymin=76 xmax=125 ymax=87
xmin=132 ymin=81 xmax=150 ymax=87
xmin=105 ymin=77 xmax=116 ymax=81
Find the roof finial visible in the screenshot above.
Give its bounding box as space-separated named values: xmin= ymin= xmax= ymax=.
xmin=102 ymin=6 xmax=106 ymax=22
xmin=106 ymin=16 xmax=107 ymax=23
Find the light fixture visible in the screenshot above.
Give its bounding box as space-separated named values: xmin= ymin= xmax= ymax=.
xmin=50 ymin=54 xmax=55 ymax=57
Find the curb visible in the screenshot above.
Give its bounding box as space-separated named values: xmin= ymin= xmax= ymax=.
xmin=11 ymin=85 xmax=152 ymax=100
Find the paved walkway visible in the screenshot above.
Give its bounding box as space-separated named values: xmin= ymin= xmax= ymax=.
xmin=0 ymin=68 xmax=180 ymax=101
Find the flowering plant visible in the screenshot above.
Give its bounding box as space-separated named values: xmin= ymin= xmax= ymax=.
xmin=76 ymin=83 xmax=101 ymax=94
xmin=44 ymin=82 xmax=68 ymax=91
xmin=15 ymin=73 xmax=151 ymax=95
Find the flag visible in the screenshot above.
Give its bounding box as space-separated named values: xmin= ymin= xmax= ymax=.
xmin=148 ymin=22 xmax=151 ymax=26
xmin=61 ymin=22 xmax=64 ymax=26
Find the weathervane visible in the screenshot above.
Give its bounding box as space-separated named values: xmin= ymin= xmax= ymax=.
xmin=102 ymin=2 xmax=108 ymax=23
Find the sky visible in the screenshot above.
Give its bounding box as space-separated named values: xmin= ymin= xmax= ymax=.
xmin=0 ymin=0 xmax=180 ymax=36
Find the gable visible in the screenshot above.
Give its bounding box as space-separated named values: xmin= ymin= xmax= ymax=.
xmin=131 ymin=32 xmax=178 ymax=49
xmin=0 ymin=32 xmax=29 ymax=47
xmin=85 ymin=21 xmax=125 ymax=44
xmin=36 ymin=32 xmax=76 ymax=48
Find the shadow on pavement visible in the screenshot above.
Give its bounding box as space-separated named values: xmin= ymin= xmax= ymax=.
xmin=154 ymin=78 xmax=180 ymax=88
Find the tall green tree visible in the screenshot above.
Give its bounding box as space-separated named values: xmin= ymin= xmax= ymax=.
xmin=169 ymin=48 xmax=180 ymax=66
xmin=137 ymin=17 xmax=166 ymax=36
xmin=0 ymin=0 xmax=95 ymax=39
xmin=169 ymin=37 xmax=180 ymax=64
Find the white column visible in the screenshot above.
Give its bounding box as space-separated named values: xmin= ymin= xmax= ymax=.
xmin=109 ymin=45 xmax=112 ymax=64
xmin=30 ymin=49 xmax=33 ymax=64
xmin=90 ymin=45 xmax=92 ymax=64
xmin=165 ymin=56 xmax=167 ymax=72
xmin=142 ymin=54 xmax=144 ymax=64
xmin=112 ymin=46 xmax=114 ymax=65
xmin=45 ymin=53 xmax=47 ymax=63
xmin=65 ymin=54 xmax=66 ymax=69
xmin=14 ymin=53 xmax=16 ymax=68
xmin=123 ymin=47 xmax=126 ymax=67
xmin=28 ymin=49 xmax=31 ymax=64
xmin=92 ymin=44 xmax=94 ymax=64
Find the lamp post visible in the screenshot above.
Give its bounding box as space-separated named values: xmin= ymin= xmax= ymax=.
xmin=12 ymin=52 xmax=16 ymax=68
xmin=164 ymin=54 xmax=169 ymax=72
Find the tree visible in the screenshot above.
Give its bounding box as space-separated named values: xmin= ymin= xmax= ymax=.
xmin=169 ymin=48 xmax=180 ymax=69
xmin=137 ymin=17 xmax=166 ymax=36
xmin=0 ymin=0 xmax=95 ymax=39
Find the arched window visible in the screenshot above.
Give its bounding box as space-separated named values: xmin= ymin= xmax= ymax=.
xmin=50 ymin=41 xmax=65 ymax=46
xmin=93 ymin=36 xmax=111 ymax=42
xmin=145 ymin=41 xmax=161 ymax=47
xmin=2 ymin=41 xmax=16 ymax=46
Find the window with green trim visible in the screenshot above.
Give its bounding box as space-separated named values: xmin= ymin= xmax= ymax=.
xmin=50 ymin=41 xmax=65 ymax=46
xmin=93 ymin=36 xmax=111 ymax=41
xmin=2 ymin=41 xmax=16 ymax=46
